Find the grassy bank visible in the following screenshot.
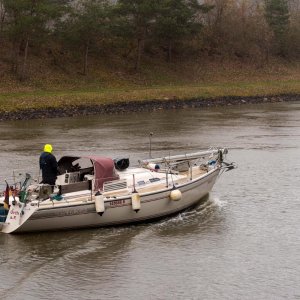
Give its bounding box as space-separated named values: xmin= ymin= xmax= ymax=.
xmin=0 ymin=59 xmax=299 ymax=113
xmin=0 ymin=80 xmax=299 ymax=113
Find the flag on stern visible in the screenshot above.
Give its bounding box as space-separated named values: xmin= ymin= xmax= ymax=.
xmin=4 ymin=182 xmax=10 ymax=210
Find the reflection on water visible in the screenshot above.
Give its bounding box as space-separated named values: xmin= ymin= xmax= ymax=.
xmin=0 ymin=101 xmax=300 ymax=300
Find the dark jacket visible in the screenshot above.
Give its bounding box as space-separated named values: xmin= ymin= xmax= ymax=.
xmin=39 ymin=152 xmax=58 ymax=185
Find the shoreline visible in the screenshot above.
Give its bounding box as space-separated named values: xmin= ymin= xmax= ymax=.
xmin=0 ymin=93 xmax=299 ymax=122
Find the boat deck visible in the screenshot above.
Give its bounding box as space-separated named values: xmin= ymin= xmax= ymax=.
xmin=103 ymin=167 xmax=209 ymax=197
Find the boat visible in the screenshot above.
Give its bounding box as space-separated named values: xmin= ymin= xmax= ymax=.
xmin=0 ymin=148 xmax=235 ymax=233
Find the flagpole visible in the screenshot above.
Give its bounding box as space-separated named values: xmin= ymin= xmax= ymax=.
xmin=4 ymin=180 xmax=10 ymax=210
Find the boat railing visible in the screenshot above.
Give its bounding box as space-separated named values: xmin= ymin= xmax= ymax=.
xmin=1 ymin=169 xmax=40 ymax=190
xmin=139 ymin=149 xmax=221 ymax=165
xmin=1 ymin=149 xmax=231 ymax=204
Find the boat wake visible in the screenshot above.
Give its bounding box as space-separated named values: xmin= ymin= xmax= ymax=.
xmin=153 ymin=194 xmax=228 ymax=229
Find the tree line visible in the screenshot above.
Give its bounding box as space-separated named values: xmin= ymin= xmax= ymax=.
xmin=0 ymin=0 xmax=299 ymax=81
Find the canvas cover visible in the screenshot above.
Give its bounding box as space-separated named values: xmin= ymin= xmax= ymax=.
xmin=87 ymin=156 xmax=119 ymax=190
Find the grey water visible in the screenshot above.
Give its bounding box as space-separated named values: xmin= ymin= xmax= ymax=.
xmin=0 ymin=101 xmax=299 ymax=300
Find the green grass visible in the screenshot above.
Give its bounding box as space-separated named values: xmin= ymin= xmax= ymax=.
xmin=0 ymin=79 xmax=299 ymax=113
xmin=0 ymin=56 xmax=299 ymax=113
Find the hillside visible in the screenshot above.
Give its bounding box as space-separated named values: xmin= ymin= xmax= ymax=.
xmin=0 ymin=0 xmax=299 ymax=116
xmin=0 ymin=51 xmax=299 ymax=114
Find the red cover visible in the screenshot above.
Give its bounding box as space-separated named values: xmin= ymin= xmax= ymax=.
xmin=87 ymin=156 xmax=119 ymax=190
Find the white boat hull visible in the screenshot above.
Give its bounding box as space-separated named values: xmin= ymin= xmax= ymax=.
xmin=12 ymin=168 xmax=220 ymax=233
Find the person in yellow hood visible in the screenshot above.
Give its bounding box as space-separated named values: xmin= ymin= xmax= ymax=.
xmin=39 ymin=144 xmax=58 ymax=187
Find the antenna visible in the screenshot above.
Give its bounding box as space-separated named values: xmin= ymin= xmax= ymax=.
xmin=149 ymin=132 xmax=154 ymax=158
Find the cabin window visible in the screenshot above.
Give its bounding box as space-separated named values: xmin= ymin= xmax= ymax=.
xmin=149 ymin=178 xmax=160 ymax=183
xmin=138 ymin=180 xmax=146 ymax=186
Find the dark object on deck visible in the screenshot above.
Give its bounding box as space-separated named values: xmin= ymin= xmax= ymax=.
xmin=114 ymin=158 xmax=130 ymax=171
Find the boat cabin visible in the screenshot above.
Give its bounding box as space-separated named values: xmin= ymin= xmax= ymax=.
xmin=56 ymin=156 xmax=119 ymax=193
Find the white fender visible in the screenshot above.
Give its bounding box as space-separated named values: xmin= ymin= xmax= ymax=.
xmin=95 ymin=192 xmax=105 ymax=216
xmin=170 ymin=189 xmax=182 ymax=201
xmin=131 ymin=192 xmax=141 ymax=212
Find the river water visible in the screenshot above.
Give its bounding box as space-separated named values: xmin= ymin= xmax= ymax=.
xmin=0 ymin=101 xmax=299 ymax=300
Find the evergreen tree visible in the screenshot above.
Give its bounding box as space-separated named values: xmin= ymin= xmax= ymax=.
xmin=114 ymin=0 xmax=160 ymax=70
xmin=0 ymin=0 xmax=5 ymax=35
xmin=3 ymin=0 xmax=66 ymax=80
xmin=61 ymin=0 xmax=113 ymax=75
xmin=154 ymin=0 xmax=212 ymax=62
xmin=265 ymin=0 xmax=290 ymax=54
